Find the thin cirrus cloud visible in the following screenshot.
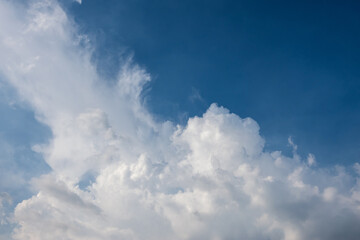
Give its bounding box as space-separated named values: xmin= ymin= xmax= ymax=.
xmin=0 ymin=0 xmax=360 ymax=239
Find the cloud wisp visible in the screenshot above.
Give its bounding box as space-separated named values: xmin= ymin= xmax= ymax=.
xmin=0 ymin=0 xmax=360 ymax=239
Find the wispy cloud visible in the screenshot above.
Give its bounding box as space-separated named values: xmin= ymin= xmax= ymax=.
xmin=0 ymin=0 xmax=360 ymax=239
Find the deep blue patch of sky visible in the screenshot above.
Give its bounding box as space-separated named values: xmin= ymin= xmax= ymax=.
xmin=60 ymin=0 xmax=360 ymax=165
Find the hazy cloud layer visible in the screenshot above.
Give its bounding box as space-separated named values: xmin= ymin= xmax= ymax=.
xmin=0 ymin=0 xmax=360 ymax=239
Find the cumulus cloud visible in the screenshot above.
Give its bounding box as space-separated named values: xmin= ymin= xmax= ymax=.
xmin=0 ymin=0 xmax=360 ymax=239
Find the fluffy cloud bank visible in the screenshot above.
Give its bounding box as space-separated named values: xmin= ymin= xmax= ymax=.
xmin=1 ymin=0 xmax=360 ymax=239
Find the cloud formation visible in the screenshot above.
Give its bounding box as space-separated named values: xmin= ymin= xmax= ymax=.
xmin=0 ymin=0 xmax=360 ymax=239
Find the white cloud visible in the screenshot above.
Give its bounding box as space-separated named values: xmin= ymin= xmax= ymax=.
xmin=0 ymin=0 xmax=360 ymax=239
xmin=307 ymin=153 xmax=316 ymax=167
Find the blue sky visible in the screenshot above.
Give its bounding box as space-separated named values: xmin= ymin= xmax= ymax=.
xmin=64 ymin=0 xmax=360 ymax=165
xmin=0 ymin=0 xmax=360 ymax=239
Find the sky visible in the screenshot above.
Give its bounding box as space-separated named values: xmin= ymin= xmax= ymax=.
xmin=65 ymin=0 xmax=360 ymax=165
xmin=0 ymin=0 xmax=360 ymax=239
